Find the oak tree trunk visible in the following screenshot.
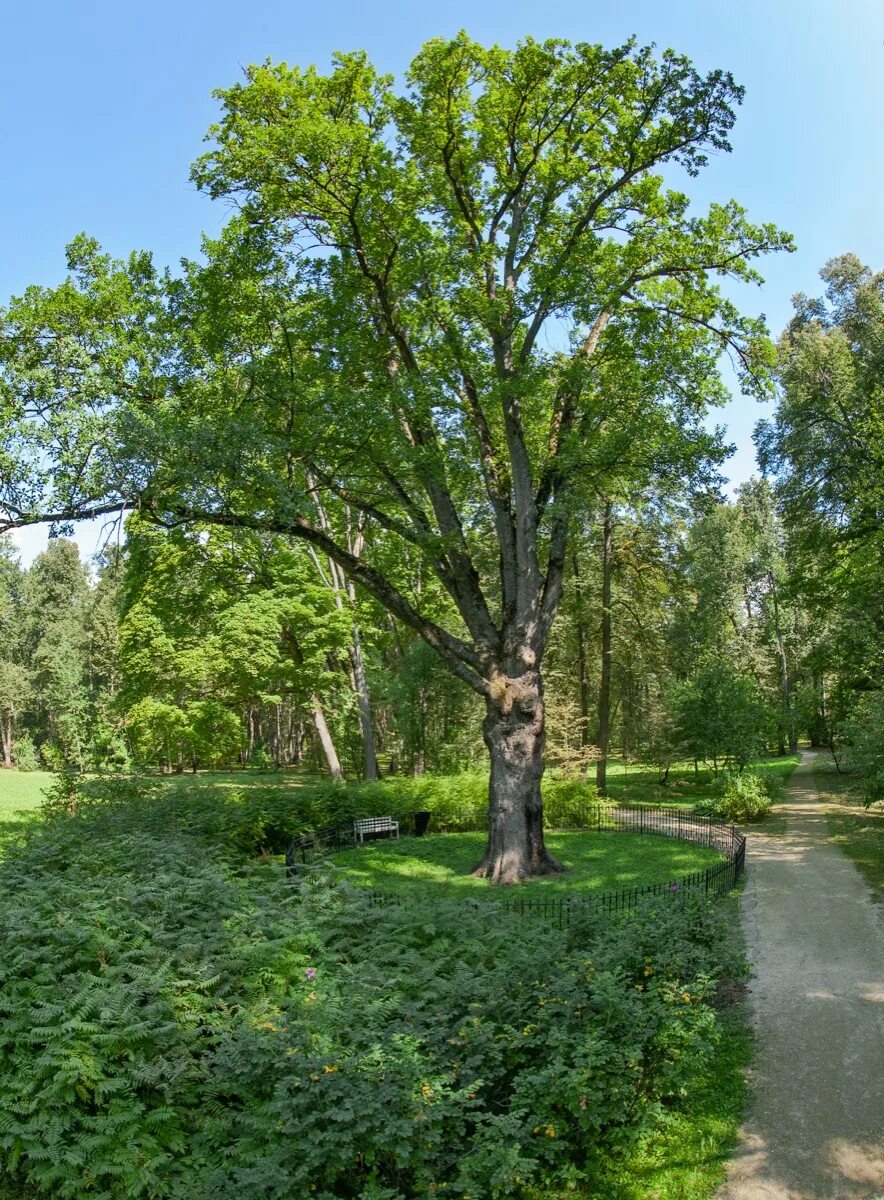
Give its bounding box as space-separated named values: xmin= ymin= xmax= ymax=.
xmin=471 ymin=670 xmax=564 ymax=885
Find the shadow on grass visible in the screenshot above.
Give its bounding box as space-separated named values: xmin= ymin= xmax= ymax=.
xmin=330 ymin=831 xmax=724 ymax=899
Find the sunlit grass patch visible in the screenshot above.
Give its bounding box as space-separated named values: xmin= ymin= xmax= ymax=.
xmin=603 ymin=753 xmax=800 ymax=813
xmin=0 ymin=770 xmax=52 ymax=849
xmin=815 ymin=760 xmax=884 ymax=899
xmin=330 ymin=830 xmax=724 ymax=897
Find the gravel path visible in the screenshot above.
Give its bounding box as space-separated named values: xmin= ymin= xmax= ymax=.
xmin=718 ymin=751 xmax=884 ymax=1200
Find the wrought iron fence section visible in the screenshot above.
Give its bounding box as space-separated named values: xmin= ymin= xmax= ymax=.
xmin=285 ymin=803 xmax=746 ymax=923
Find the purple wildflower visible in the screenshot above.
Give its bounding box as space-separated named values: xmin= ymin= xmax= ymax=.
xmin=669 ymin=883 xmax=679 ymax=893
xmin=305 ymin=967 xmax=316 ymax=982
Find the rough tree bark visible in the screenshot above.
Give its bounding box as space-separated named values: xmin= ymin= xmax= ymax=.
xmin=471 ymin=668 xmax=563 ymax=884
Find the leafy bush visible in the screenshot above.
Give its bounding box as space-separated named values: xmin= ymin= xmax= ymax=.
xmin=39 ymin=767 xmax=82 ymax=819
xmin=10 ymin=734 xmax=39 ymax=772
xmin=40 ymin=771 xmax=604 ymax=865
xmin=839 ymin=693 xmax=884 ymax=806
xmin=702 ymin=771 xmax=774 ymax=823
xmin=543 ymin=775 xmax=604 ymax=827
xmin=0 ymin=785 xmax=742 ymax=1199
xmin=669 ymin=666 xmax=770 ymax=772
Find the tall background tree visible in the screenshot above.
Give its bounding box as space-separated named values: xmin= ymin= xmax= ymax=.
xmin=758 ymin=255 xmax=884 ymax=800
xmin=0 ymin=34 xmax=790 ymax=878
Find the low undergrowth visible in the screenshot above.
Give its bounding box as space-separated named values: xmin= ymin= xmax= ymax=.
xmin=0 ymin=775 xmax=748 ymax=1199
xmin=815 ymin=759 xmax=884 ymax=900
xmin=329 ymin=831 xmax=724 ymax=898
xmin=606 ymin=754 xmax=799 ymax=811
xmin=37 ymin=769 xmax=607 ymax=858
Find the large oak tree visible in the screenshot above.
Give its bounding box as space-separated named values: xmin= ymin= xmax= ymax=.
xmin=0 ymin=34 xmax=790 ymax=880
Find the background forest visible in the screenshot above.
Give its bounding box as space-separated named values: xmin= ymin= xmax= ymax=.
xmin=2 ymin=252 xmax=881 ymax=803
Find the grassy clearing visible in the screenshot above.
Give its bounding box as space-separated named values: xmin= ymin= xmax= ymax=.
xmin=602 ymin=754 xmax=800 ymax=810
xmin=160 ymin=766 xmax=321 ymax=793
xmin=814 ymin=758 xmax=884 ymax=900
xmin=0 ymin=769 xmax=53 ymax=814
xmin=330 ymin=830 xmax=724 ymax=897
xmin=0 ymin=770 xmax=52 ymax=850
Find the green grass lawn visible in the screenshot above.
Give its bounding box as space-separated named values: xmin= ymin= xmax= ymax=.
xmin=602 ymin=753 xmax=801 ymax=810
xmin=161 ymin=767 xmax=320 ymax=792
xmin=814 ymin=758 xmax=884 ymax=900
xmin=330 ymin=829 xmax=724 ymax=898
xmin=0 ymin=770 xmax=52 ymax=848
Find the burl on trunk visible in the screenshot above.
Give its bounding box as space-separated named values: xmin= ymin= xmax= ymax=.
xmin=471 ymin=669 xmax=565 ymax=885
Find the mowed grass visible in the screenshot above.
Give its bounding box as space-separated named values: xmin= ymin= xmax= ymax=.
xmin=0 ymin=769 xmax=52 ymax=831
xmin=330 ymin=830 xmax=724 ymax=897
xmin=602 ymin=753 xmax=801 ymax=809
xmin=161 ymin=767 xmax=320 ymax=793
xmin=815 ymin=759 xmax=884 ymax=900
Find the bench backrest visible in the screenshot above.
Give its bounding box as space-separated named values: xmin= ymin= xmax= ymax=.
xmin=354 ymin=816 xmax=397 ymax=832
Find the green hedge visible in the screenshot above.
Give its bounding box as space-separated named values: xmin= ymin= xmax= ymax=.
xmin=40 ymin=770 xmax=605 ymax=861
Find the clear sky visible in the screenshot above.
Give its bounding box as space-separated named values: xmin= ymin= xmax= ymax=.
xmin=3 ymin=0 xmax=883 ymax=564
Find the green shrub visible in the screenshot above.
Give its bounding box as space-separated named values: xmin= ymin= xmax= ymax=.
xmin=839 ymin=693 xmax=884 ymax=806
xmin=40 ymin=771 xmax=603 ymax=865
xmin=702 ymin=771 xmax=774 ymax=823
xmin=10 ymin=734 xmax=39 ymax=772
xmin=0 ymin=785 xmax=740 ymax=1199
xmin=543 ymin=775 xmax=604 ymax=827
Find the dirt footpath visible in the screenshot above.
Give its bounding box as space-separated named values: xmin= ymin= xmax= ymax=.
xmin=718 ymin=751 xmax=884 ymax=1200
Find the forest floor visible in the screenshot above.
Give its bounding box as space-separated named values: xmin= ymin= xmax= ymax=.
xmin=717 ymin=751 xmax=884 ymax=1200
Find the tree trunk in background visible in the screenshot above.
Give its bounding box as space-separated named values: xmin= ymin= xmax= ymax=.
xmin=770 ymin=580 xmax=797 ymax=753
xmin=246 ymin=707 xmax=256 ymax=761
xmin=571 ymin=552 xmax=592 ymax=749
xmin=595 ymin=501 xmax=614 ymax=796
xmin=292 ymin=717 xmax=304 ymax=767
xmin=306 ymin=499 xmax=379 ymax=781
xmin=310 ymin=695 xmax=344 ymax=781
xmin=0 ymin=716 xmax=11 ymax=767
xmin=472 ymin=669 xmax=564 ymax=884
xmin=348 ymin=626 xmax=379 ymax=781
xmin=274 ymin=704 xmax=283 ymax=767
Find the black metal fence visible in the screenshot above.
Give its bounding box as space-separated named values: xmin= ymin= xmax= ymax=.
xmin=285 ymin=804 xmax=746 ymax=926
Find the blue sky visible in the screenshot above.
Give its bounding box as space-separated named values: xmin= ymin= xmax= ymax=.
xmin=3 ymin=0 xmax=883 ymax=564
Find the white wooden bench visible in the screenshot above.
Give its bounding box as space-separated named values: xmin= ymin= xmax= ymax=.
xmin=354 ymin=816 xmax=400 ymax=844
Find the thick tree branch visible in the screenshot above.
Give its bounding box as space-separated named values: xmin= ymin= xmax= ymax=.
xmin=147 ymin=502 xmax=492 ymax=696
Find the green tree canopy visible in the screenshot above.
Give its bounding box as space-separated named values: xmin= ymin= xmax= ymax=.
xmin=0 ymin=34 xmax=790 ymax=879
